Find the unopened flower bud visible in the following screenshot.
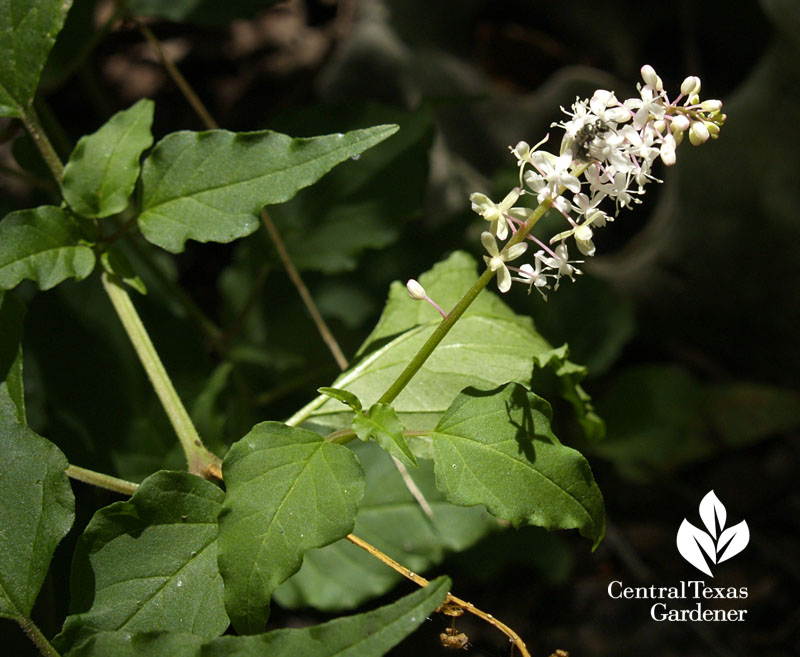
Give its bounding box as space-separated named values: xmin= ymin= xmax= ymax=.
xmin=689 ymin=121 xmax=710 ymax=145
xmin=700 ymin=99 xmax=722 ymax=112
xmin=512 ymin=141 xmax=531 ymax=161
xmin=671 ymin=115 xmax=690 ymax=132
xmin=641 ymin=65 xmax=663 ymax=90
xmin=680 ymin=76 xmax=701 ymax=96
xmin=706 ymin=122 xmax=720 ymax=138
xmin=407 ymin=279 xmax=427 ymax=300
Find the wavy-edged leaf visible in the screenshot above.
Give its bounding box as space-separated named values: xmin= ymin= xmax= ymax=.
xmin=138 ymin=125 xmax=398 ymax=253
xmin=353 ymin=403 xmax=416 ymax=467
xmin=0 ymin=290 xmax=26 ymax=424
xmin=275 ymin=442 xmax=494 ymax=611
xmin=62 ymin=99 xmax=155 ymax=218
xmin=54 ymin=471 xmax=228 ymax=652
xmin=0 ymin=0 xmax=72 ymax=118
xmin=0 ymin=206 xmax=95 ymax=290
xmin=290 ymin=251 xmax=601 ymax=438
xmin=0 ymin=407 xmax=74 ymax=620
xmin=65 ymin=576 xmax=449 ymax=657
xmin=431 ymin=383 xmax=605 ymax=547
xmin=217 ymin=421 xmax=365 ymax=634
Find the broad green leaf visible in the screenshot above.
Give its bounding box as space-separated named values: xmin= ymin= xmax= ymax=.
xmin=0 ymin=0 xmax=72 ymax=118
xmin=55 ymin=471 xmax=228 ymax=651
xmin=0 ymin=206 xmax=95 ymax=290
xmin=275 ymin=442 xmax=495 ymax=611
xmin=431 ymin=383 xmax=605 ymax=548
xmin=290 ymin=251 xmax=601 ymax=438
xmin=62 ymin=99 xmax=155 ymax=218
xmin=65 ymin=576 xmax=449 ymax=657
xmin=138 ymin=125 xmax=398 ymax=253
xmin=353 ymin=403 xmax=416 ymax=467
xmin=0 ymin=408 xmax=74 ymax=619
xmin=127 ymin=0 xmax=281 ymax=26
xmin=218 ymin=421 xmax=366 ymax=634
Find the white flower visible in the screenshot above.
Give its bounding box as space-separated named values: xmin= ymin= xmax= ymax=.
xmin=481 ymin=232 xmax=527 ymax=293
xmin=470 ymin=188 xmax=520 ymax=239
xmin=545 ymin=243 xmax=582 ymax=288
xmin=511 ymin=254 xmax=551 ymax=299
xmin=524 ymin=151 xmax=581 ymax=202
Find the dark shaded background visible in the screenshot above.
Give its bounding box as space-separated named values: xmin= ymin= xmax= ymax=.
xmin=2 ymin=0 xmax=798 ymax=655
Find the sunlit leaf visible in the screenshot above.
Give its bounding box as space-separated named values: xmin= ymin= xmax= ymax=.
xmin=431 ymin=383 xmax=605 ymax=547
xmin=62 ymin=99 xmax=155 ymax=218
xmin=0 ymin=0 xmax=72 ymax=118
xmin=0 ymin=206 xmax=95 ymax=290
xmin=274 ymin=442 xmax=494 ymax=611
xmin=291 ymin=252 xmax=601 ymax=439
xmin=55 ymin=471 xmax=229 ymax=651
xmin=218 ymin=422 xmax=365 ymax=634
xmin=65 ymin=576 xmax=449 ymax=657
xmin=353 ymin=403 xmax=416 ymax=467
xmin=138 ymin=125 xmax=398 ymax=253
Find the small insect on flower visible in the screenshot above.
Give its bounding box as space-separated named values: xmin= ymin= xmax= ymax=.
xmin=571 ymin=119 xmax=611 ymax=163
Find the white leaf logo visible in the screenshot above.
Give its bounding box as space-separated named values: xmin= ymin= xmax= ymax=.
xmin=676 ymin=490 xmax=749 ymax=577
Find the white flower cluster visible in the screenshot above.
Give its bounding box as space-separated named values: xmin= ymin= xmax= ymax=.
xmin=470 ymin=64 xmax=725 ymax=297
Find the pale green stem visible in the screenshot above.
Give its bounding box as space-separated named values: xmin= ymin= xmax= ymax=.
xmin=21 ymin=108 xmax=64 ymax=183
xmin=67 ymin=464 xmax=139 ymax=495
xmin=16 ymin=615 xmax=61 ymax=657
xmin=102 ymin=273 xmax=221 ymax=477
xmin=377 ymin=165 xmax=589 ymax=405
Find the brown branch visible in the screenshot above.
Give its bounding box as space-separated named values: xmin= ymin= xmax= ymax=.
xmin=345 ymin=533 xmax=531 ymax=657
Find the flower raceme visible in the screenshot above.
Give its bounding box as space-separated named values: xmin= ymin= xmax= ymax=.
xmin=466 ymin=64 xmax=725 ymax=298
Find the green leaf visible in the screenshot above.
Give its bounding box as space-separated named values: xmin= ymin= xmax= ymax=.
xmin=291 ymin=251 xmax=600 ymax=438
xmin=319 ymin=386 xmax=362 ymax=413
xmin=65 ymin=576 xmax=449 ymax=657
xmin=431 ymin=383 xmax=605 ymax=548
xmin=55 ymin=471 xmax=228 ymax=651
xmin=0 ymin=205 xmax=95 ymax=290
xmin=275 ymin=442 xmax=495 ymax=611
xmin=0 ymin=0 xmax=73 ymax=118
xmin=353 ymin=403 xmax=416 ymax=467
xmin=218 ymin=421 xmax=366 ymax=634
xmin=62 ymin=99 xmax=155 ymax=218
xmin=138 ymin=125 xmax=398 ymax=253
xmin=0 ymin=409 xmax=74 ymax=619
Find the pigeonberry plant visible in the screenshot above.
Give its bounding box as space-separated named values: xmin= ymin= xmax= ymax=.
xmin=0 ymin=2 xmax=724 ymax=656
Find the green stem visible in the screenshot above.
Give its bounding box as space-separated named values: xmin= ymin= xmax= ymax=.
xmin=67 ymin=465 xmax=139 ymax=495
xmin=376 ymin=184 xmax=571 ymax=405
xmin=21 ymin=108 xmax=64 ymax=182
xmin=16 ymin=615 xmax=61 ymax=657
xmin=101 ymin=273 xmax=221 ymax=477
